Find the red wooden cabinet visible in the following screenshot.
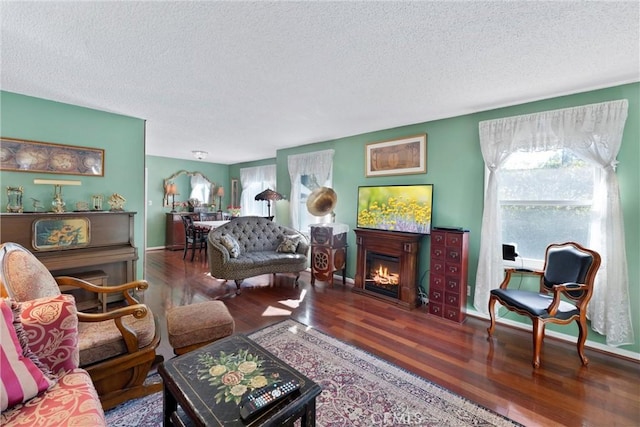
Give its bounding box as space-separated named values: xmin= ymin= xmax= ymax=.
xmin=428 ymin=228 xmax=469 ymax=323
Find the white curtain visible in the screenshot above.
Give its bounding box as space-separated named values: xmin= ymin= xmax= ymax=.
xmin=190 ymin=174 xmax=212 ymax=205
xmin=474 ymin=99 xmax=632 ymax=346
xmin=239 ymin=165 xmax=276 ymax=216
xmin=287 ymin=149 xmax=334 ymax=230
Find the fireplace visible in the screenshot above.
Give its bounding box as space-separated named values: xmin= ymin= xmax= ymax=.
xmin=354 ymin=228 xmax=421 ymax=309
xmin=365 ymin=253 xmax=400 ymax=298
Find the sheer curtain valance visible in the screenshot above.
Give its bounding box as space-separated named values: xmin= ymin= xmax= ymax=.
xmin=474 ymin=99 xmax=633 ymax=346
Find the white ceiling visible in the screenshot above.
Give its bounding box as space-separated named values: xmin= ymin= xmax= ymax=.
xmin=1 ymin=1 xmax=638 ymax=165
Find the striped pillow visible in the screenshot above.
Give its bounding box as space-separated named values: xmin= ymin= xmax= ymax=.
xmin=0 ymin=299 xmax=55 ymax=411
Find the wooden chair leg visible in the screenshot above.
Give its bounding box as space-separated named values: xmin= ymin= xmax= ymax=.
xmin=487 ymin=295 xmax=498 ymax=337
xmin=576 ymin=316 xmax=590 ymax=366
xmin=532 ymin=318 xmax=545 ymax=368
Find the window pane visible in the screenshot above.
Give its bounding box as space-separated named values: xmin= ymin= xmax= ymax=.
xmin=501 ymin=205 xmax=591 ymax=259
xmin=498 ymin=149 xmax=595 ymax=261
xmin=500 ymin=150 xmax=593 ymax=201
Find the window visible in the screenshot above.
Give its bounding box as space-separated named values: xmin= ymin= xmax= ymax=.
xmin=498 ymin=149 xmax=598 ymax=262
xmin=298 ymin=173 xmax=332 ymax=232
xmin=288 ymin=149 xmax=334 ymax=233
xmin=240 ymin=165 xmax=276 ymax=217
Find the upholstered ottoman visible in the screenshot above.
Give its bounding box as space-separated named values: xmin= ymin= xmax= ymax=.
xmin=166 ymin=301 xmax=234 ymax=355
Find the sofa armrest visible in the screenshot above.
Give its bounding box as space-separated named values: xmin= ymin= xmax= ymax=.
xmin=296 ymin=238 xmax=310 ymax=256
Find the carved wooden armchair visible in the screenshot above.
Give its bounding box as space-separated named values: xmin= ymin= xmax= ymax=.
xmin=487 ymin=241 xmax=601 ymax=368
xmin=0 ymin=242 xmax=162 ymax=410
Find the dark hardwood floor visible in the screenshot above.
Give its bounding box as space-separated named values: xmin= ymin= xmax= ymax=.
xmin=144 ymin=249 xmax=639 ymax=426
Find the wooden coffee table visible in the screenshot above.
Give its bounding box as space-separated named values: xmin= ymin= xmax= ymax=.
xmin=158 ymin=334 xmax=322 ymax=426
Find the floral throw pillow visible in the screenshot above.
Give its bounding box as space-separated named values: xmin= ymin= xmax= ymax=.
xmin=19 ymin=294 xmax=79 ymax=376
xmin=0 ymin=298 xmax=55 ymax=411
xmin=276 ymin=235 xmax=301 ymax=254
xmin=219 ymin=234 xmax=241 ymax=258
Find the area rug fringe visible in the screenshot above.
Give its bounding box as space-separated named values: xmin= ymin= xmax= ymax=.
xmin=106 ymin=319 xmax=521 ymax=426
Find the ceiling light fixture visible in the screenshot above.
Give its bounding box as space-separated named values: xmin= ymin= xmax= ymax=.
xmin=192 ymin=150 xmax=208 ymax=160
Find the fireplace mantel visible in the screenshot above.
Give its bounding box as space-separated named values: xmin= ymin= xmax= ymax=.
xmin=353 ymin=228 xmax=422 ymax=309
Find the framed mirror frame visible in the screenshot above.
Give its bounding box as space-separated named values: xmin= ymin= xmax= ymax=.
xmin=163 ymin=170 xmax=215 ymax=207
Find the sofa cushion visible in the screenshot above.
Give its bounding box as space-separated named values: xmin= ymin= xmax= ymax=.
xmin=276 ymin=235 xmax=300 ymax=253
xmin=0 ymin=299 xmax=55 ymax=411
xmin=0 ymin=369 xmax=106 ymax=426
xmin=219 ymin=234 xmax=241 ymax=258
xmin=77 ymin=311 xmax=156 ymax=366
xmin=19 ymin=294 xmax=79 ymax=376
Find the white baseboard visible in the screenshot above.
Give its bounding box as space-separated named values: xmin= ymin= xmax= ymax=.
xmin=466 ymin=307 xmax=640 ymax=362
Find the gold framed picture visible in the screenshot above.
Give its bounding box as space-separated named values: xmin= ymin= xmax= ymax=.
xmin=0 ymin=137 xmax=104 ymax=176
xmin=365 ymin=134 xmax=427 ymax=177
xmin=32 ymin=217 xmax=90 ymax=251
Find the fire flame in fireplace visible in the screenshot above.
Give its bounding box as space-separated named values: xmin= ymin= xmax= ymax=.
xmin=372 ymin=264 xmax=399 ymax=285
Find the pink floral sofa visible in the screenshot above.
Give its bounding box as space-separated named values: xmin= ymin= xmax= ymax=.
xmin=0 ymin=294 xmax=106 ymax=426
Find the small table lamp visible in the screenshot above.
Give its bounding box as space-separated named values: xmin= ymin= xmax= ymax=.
xmin=166 ymin=182 xmax=179 ymax=212
xmin=216 ymin=187 xmax=224 ymax=212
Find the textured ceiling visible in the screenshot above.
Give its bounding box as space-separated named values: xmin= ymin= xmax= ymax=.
xmin=1 ymin=1 xmax=638 ymax=165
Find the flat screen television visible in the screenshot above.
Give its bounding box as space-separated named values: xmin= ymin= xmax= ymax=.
xmin=356 ymin=184 xmax=433 ymax=235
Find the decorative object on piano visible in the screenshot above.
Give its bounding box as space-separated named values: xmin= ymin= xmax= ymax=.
xmin=306 ymin=186 xmax=337 ymax=222
xmin=215 ymin=186 xmax=225 ymax=212
xmin=32 ymin=217 xmax=90 ymax=251
xmin=108 ymin=193 xmax=126 ymax=211
xmin=0 ymin=137 xmax=104 ymax=176
xmin=91 ymin=194 xmax=104 ymax=211
xmin=254 ymin=188 xmax=284 ymax=218
xmin=33 ymin=178 xmax=82 ymax=213
xmin=365 ymin=134 xmax=427 ymax=177
xmin=30 ymin=197 xmax=44 ymax=212
xmin=6 ymin=186 xmax=24 ymax=213
xmin=75 ymin=201 xmax=89 ymax=211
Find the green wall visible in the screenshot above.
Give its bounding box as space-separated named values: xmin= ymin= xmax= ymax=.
xmin=270 ymin=82 xmax=639 ymax=355
xmin=3 ymin=83 xmax=637 ymax=355
xmin=0 ymin=91 xmax=146 ymax=278
xmin=146 ymin=155 xmax=229 ymax=248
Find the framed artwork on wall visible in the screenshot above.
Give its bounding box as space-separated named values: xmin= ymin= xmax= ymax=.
xmin=365 ymin=134 xmax=427 ymax=177
xmin=0 ymin=137 xmax=104 ymax=176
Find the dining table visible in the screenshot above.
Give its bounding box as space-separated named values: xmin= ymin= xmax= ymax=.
xmin=193 ymin=220 xmax=229 ymax=230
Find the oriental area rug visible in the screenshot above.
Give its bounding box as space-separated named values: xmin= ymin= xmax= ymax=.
xmin=106 ymin=319 xmax=520 ymax=426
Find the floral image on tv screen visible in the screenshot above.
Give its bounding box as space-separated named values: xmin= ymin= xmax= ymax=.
xmin=357 ymin=184 xmax=433 ymax=235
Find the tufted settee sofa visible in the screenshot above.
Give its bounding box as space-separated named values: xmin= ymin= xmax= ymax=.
xmin=207 ymin=216 xmax=309 ymax=291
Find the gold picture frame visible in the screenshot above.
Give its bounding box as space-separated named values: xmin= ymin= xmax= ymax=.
xmin=365 ymin=134 xmax=427 ymax=177
xmin=32 ymin=217 xmax=90 ymax=251
xmin=0 ymin=137 xmax=104 ymax=176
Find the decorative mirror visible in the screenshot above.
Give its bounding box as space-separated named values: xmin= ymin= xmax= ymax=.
xmin=163 ymin=170 xmax=215 ymax=208
xmin=231 ymin=179 xmax=239 ymax=208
